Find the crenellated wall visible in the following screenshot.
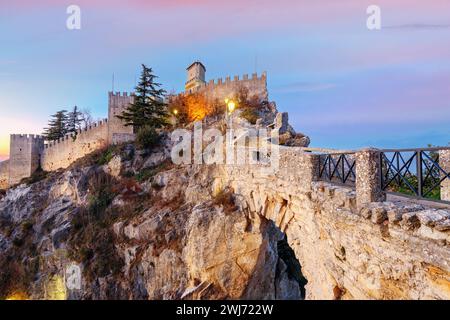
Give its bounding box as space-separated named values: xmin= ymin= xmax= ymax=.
xmin=187 ymin=72 xmax=268 ymax=101
xmin=0 ymin=160 xmax=9 ymax=189
xmin=108 ymin=92 xmax=135 ymax=144
xmin=41 ymin=120 xmax=108 ymax=172
xmin=216 ymin=147 xmax=450 ymax=299
xmin=8 ymin=134 xmax=44 ymax=186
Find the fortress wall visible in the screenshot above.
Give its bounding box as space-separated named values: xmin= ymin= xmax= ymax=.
xmin=108 ymin=92 xmax=135 ymax=144
xmin=0 ymin=160 xmax=9 ymax=189
xmin=216 ymin=147 xmax=450 ymax=300
xmin=191 ymin=72 xmax=268 ymax=102
xmin=8 ymin=135 xmax=44 ymax=186
xmin=41 ymin=120 xmax=108 ymax=172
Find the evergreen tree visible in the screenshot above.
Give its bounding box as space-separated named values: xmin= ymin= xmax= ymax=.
xmin=43 ymin=110 xmax=68 ymax=141
xmin=67 ymin=105 xmax=83 ymax=134
xmin=117 ymin=64 xmax=169 ymax=131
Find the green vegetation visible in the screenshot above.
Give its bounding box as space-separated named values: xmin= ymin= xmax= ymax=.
xmin=386 ymin=174 xmax=441 ymax=200
xmin=97 ymin=145 xmax=117 ymax=166
xmin=0 ymin=216 xmax=39 ymax=299
xmin=43 ymin=110 xmax=69 ymax=141
xmin=383 ymin=148 xmax=442 ymax=200
xmin=117 ymin=64 xmax=169 ymax=131
xmin=135 ymin=160 xmax=172 ymax=183
xmin=136 ymin=125 xmax=161 ymax=150
xmin=67 ymin=171 xmax=123 ymax=281
xmin=42 ymin=107 xmax=92 ymax=142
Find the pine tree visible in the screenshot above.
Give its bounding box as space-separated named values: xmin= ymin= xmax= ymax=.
xmin=67 ymin=105 xmax=82 ymax=135
xmin=117 ymin=64 xmax=169 ymax=131
xmin=43 ymin=110 xmax=68 ymax=141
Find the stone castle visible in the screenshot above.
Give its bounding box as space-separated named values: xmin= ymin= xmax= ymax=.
xmin=0 ymin=62 xmax=268 ymax=189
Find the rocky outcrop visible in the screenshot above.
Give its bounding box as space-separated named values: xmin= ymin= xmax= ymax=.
xmin=0 ymin=124 xmax=449 ymax=300
xmin=0 ymin=143 xmax=303 ymax=300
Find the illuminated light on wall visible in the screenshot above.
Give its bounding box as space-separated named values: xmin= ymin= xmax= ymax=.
xmin=227 ymin=100 xmax=236 ymax=114
xmin=44 ymin=275 xmax=67 ymax=300
xmin=5 ymin=292 xmax=28 ymax=300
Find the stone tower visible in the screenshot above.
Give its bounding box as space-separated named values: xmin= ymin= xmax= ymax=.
xmin=107 ymin=92 xmax=135 ymax=144
xmin=8 ymin=134 xmax=44 ymax=186
xmin=185 ymin=61 xmax=206 ymax=93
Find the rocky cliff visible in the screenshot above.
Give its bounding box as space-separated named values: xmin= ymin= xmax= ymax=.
xmin=1 ymin=114 xmax=449 ymax=300
xmin=0 ymin=136 xmax=305 ymax=300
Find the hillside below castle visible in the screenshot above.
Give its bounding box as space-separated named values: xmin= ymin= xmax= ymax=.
xmin=0 ymin=108 xmax=449 ymax=299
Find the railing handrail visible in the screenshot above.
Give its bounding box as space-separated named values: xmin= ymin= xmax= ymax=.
xmin=301 ymin=147 xmax=357 ymax=155
xmin=380 ymin=147 xmax=450 ymax=153
xmin=303 ymin=146 xmax=450 ymax=155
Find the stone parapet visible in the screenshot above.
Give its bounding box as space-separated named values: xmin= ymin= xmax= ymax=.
xmin=355 ymin=148 xmax=385 ymax=208
xmin=439 ymin=150 xmax=450 ymax=202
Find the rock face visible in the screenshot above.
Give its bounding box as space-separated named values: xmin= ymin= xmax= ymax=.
xmin=0 ymin=143 xmax=303 ymax=300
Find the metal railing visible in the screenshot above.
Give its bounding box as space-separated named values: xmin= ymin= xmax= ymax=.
xmin=380 ymin=147 xmax=450 ymax=201
xmin=318 ymin=152 xmax=356 ymax=186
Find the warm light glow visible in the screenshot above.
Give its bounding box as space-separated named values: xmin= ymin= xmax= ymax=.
xmin=0 ymin=136 xmax=9 ymax=160
xmin=6 ymin=292 xmax=28 ymax=300
xmin=227 ymin=100 xmax=236 ymax=113
xmin=173 ymin=109 xmax=178 ymax=115
xmin=45 ymin=275 xmax=67 ymax=300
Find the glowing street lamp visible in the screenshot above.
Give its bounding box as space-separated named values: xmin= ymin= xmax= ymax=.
xmin=225 ymin=98 xmax=236 ymax=114
xmin=227 ymin=101 xmax=236 ymax=114
xmin=173 ymin=109 xmax=178 ymax=115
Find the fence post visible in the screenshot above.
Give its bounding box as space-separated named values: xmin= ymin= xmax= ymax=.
xmin=355 ymin=148 xmax=385 ymax=208
xmin=439 ymin=149 xmax=450 ymax=202
xmin=310 ymin=153 xmax=320 ymax=182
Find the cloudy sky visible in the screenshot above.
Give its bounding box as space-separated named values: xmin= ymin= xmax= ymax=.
xmin=0 ymin=0 xmax=450 ymax=160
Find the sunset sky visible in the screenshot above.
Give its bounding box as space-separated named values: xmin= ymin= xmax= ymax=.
xmin=1 ymin=0 xmax=450 ymax=160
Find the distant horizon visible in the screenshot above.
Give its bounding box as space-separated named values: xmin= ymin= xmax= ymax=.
xmin=1 ymin=0 xmax=449 ymax=158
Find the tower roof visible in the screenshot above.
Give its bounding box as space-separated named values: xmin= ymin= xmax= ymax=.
xmin=186 ymin=61 xmax=206 ymax=71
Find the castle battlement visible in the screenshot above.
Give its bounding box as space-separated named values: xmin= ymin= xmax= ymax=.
xmin=108 ymin=91 xmax=134 ymax=97
xmin=201 ymin=71 xmax=267 ymax=88
xmin=10 ymin=134 xmax=44 ymax=141
xmin=187 ymin=71 xmax=268 ymax=101
xmin=45 ymin=119 xmax=108 ymax=149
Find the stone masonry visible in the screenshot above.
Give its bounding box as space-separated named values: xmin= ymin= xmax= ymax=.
xmin=8 ymin=135 xmax=44 ymax=186
xmin=0 ymin=160 xmax=9 ymax=189
xmin=440 ymin=150 xmax=450 ymax=202
xmin=218 ymin=146 xmax=450 ymax=299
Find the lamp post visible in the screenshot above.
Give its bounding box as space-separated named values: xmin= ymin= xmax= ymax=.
xmin=224 ymin=98 xmax=236 ymax=126
xmin=172 ymin=109 xmax=178 ymax=126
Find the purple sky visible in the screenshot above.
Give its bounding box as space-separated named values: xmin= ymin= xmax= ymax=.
xmin=1 ymin=0 xmax=450 ymax=160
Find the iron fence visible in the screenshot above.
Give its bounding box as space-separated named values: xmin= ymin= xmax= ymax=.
xmin=318 ymin=152 xmax=356 ymax=186
xmin=380 ymin=147 xmax=450 ymax=201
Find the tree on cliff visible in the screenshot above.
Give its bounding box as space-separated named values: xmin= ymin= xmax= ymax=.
xmin=117 ymin=64 xmax=169 ymax=131
xmin=67 ymin=105 xmax=83 ymax=135
xmin=43 ymin=110 xmax=68 ymax=141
